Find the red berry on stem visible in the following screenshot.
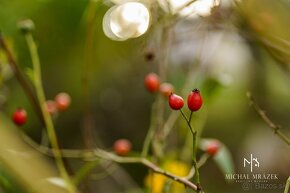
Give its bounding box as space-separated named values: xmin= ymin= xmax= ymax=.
xmin=169 ymin=93 xmax=184 ymax=110
xmin=144 ymin=73 xmax=160 ymax=93
xmin=160 ymin=83 xmax=174 ymax=97
xmin=113 ymin=139 xmax=132 ymax=156
xmin=187 ymin=89 xmax=202 ymax=112
xmin=55 ymin=92 xmax=71 ymax=111
xmin=12 ymin=108 xmax=27 ymax=126
xmin=206 ymin=140 xmax=220 ymax=156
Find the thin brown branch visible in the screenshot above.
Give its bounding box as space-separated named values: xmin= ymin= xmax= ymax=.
xmin=0 ymin=33 xmax=45 ymax=127
xmin=247 ymin=93 xmax=290 ymax=193
xmin=247 ymin=92 xmax=290 ymax=146
xmin=141 ymin=159 xmax=199 ymax=192
xmin=152 ymin=24 xmax=173 ymax=159
xmin=22 ymin=133 xmax=200 ymax=192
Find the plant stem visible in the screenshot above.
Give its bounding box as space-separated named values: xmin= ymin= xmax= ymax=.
xmin=22 ymin=134 xmax=201 ymax=192
xmin=89 ymin=161 xmax=117 ymax=181
xmin=247 ymin=94 xmax=290 ymax=193
xmin=98 ymin=150 xmax=200 ymax=192
xmin=247 ymin=92 xmax=290 ymax=146
xmin=24 ymin=33 xmax=77 ymax=193
xmin=141 ymin=102 xmax=157 ymax=157
xmin=186 ymin=153 xmax=210 ymax=180
xmin=82 ymin=0 xmax=100 ymax=149
xmin=189 ymin=111 xmax=193 ymax=123
xmin=192 ymin=131 xmax=201 ymax=192
xmin=179 ymin=109 xmax=194 ymax=135
xmin=285 ymin=176 xmax=290 ymax=193
xmin=152 ymin=24 xmax=172 ymax=159
xmin=73 ymin=160 xmax=99 ymax=185
xmin=179 ymin=110 xmax=202 ymax=192
xmin=0 ymin=33 xmax=45 ymax=127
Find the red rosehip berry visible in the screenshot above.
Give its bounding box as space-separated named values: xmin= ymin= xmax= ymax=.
xmin=169 ymin=93 xmax=184 ymax=110
xmin=144 ymin=73 xmax=160 ymax=93
xmin=55 ymin=92 xmax=71 ymax=111
xmin=187 ymin=89 xmax=202 ymax=112
xmin=113 ymin=139 xmax=132 ymax=156
xmin=160 ymin=83 xmax=174 ymax=98
xmin=12 ymin=108 xmax=27 ymax=126
xmin=45 ymin=100 xmax=58 ymax=115
xmin=206 ymin=141 xmax=220 ymax=156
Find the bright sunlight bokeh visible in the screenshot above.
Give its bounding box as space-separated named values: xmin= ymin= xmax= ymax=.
xmin=103 ymin=2 xmax=150 ymax=41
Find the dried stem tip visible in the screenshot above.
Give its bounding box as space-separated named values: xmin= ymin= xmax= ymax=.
xmin=17 ymin=19 xmax=35 ymax=34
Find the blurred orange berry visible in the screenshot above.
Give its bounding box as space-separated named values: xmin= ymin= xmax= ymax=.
xmin=113 ymin=139 xmax=132 ymax=156
xmin=45 ymin=100 xmax=58 ymax=115
xmin=159 ymin=83 xmax=174 ymax=97
xmin=144 ymin=73 xmax=160 ymax=93
xmin=55 ymin=92 xmax=71 ymax=111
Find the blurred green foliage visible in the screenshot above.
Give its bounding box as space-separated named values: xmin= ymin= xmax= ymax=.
xmin=0 ymin=0 xmax=290 ymax=193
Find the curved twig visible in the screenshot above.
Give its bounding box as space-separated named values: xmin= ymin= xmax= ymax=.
xmin=247 ymin=92 xmax=290 ymax=146
xmin=21 ymin=133 xmax=200 ymax=192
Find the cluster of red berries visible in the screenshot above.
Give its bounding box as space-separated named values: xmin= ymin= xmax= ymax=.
xmin=113 ymin=139 xmax=132 ymax=156
xmin=45 ymin=92 xmax=71 ymax=115
xmin=144 ymin=72 xmax=220 ymax=157
xmin=12 ymin=92 xmax=71 ymax=126
xmin=169 ymin=89 xmax=203 ymax=111
xmin=144 ymin=73 xmax=203 ymax=111
xmin=144 ymin=73 xmax=174 ymax=97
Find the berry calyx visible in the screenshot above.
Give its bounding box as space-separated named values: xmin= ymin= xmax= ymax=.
xmin=55 ymin=92 xmax=71 ymax=111
xmin=169 ymin=93 xmax=184 ymax=110
xmin=187 ymin=89 xmax=202 ymax=112
xmin=45 ymin=100 xmax=58 ymax=115
xmin=160 ymin=83 xmax=174 ymax=98
xmin=12 ymin=108 xmax=27 ymax=126
xmin=144 ymin=73 xmax=160 ymax=93
xmin=113 ymin=139 xmax=132 ymax=156
xmin=206 ymin=140 xmax=220 ymax=156
xmin=144 ymin=51 xmax=155 ymax=61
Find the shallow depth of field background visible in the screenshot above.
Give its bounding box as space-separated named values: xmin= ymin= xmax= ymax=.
xmin=0 ymin=0 xmax=290 ymax=193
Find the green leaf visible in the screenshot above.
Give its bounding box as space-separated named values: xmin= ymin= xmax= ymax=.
xmin=213 ymin=144 xmax=235 ymax=175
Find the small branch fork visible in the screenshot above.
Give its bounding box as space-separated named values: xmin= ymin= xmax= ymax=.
xmin=247 ymin=92 xmax=290 ymax=193
xmin=246 ymin=92 xmax=290 ymax=146
xmin=22 ymin=134 xmax=202 ymax=192
xmin=179 ymin=110 xmax=202 ymax=193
